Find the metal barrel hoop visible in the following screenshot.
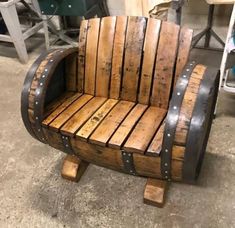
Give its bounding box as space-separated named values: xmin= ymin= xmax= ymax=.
xmin=161 ymin=61 xmax=197 ymax=181
xmin=122 ymin=150 xmax=137 ymax=176
xmin=182 ymin=67 xmax=219 ymax=183
xmin=21 ymin=49 xmax=56 ymax=142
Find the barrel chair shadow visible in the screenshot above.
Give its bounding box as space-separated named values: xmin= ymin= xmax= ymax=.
xmin=21 ymin=16 xmax=220 ymax=207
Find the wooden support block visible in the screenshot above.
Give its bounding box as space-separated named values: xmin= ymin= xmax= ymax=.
xmin=61 ymin=155 xmax=89 ymax=182
xmin=143 ymin=178 xmax=168 ymax=208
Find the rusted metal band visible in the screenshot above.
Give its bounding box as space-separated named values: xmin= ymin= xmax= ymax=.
xmin=21 ymin=50 xmax=55 ymax=142
xmin=122 ymin=151 xmax=137 ymax=175
xmin=182 ymin=67 xmax=219 ymax=183
xmin=161 ymin=61 xmax=197 ymax=181
xmin=61 ymin=135 xmax=74 ymax=154
xmin=33 ymin=49 xmax=64 ymax=142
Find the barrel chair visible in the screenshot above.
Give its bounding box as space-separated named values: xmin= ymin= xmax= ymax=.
xmin=21 ymin=16 xmax=219 ymax=207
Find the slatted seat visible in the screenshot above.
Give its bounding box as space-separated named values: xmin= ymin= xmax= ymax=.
xmin=21 ymin=15 xmax=220 ymax=207
xmin=42 ymin=94 xmax=167 ymax=154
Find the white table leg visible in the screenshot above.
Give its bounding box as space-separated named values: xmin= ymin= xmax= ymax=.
xmin=0 ymin=3 xmax=28 ymax=63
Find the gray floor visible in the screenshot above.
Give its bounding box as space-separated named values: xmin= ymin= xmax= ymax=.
xmin=0 ymin=17 xmax=235 ymax=228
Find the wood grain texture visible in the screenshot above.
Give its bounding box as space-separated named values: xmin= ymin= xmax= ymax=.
xmin=108 ymin=104 xmax=148 ymax=149
xmin=49 ymin=94 xmax=93 ymax=132
xmin=121 ymin=16 xmax=147 ymax=102
xmin=76 ymin=99 xmax=118 ymax=141
xmin=61 ymin=155 xmax=89 ymax=182
xmin=146 ymin=121 xmax=165 ymax=156
xmin=96 ymin=17 xmax=116 ymax=97
xmin=60 ymin=97 xmax=107 ymax=136
xmin=89 ymin=100 xmax=135 ymax=146
xmin=151 ymin=21 xmax=180 ymax=109
xmin=77 ymin=20 xmax=88 ymax=93
xmin=174 ymin=64 xmax=206 ymax=145
xmin=65 ymin=53 xmax=77 ymax=92
xmin=109 ymin=16 xmax=128 ymax=99
xmin=42 ymin=93 xmax=82 ymax=127
xmin=124 ymin=107 xmax=166 ymax=153
xmin=174 ymin=27 xmax=193 ymax=87
xmin=144 ymin=178 xmax=167 ymax=208
xmin=70 ymin=136 xmax=183 ymax=180
xmin=84 ymin=18 xmax=100 ymax=95
xmin=138 ymin=19 xmax=161 ymax=105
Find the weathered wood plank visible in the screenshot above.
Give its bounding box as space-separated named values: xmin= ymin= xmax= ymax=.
xmin=174 ymin=65 xmax=206 ymax=145
xmin=108 ymin=104 xmax=148 ymax=149
xmin=124 ymin=107 xmax=166 ymax=153
xmin=151 ymin=21 xmax=180 ymax=109
xmin=144 ymin=178 xmax=168 ymax=208
xmin=109 ymin=16 xmax=128 ymax=99
xmin=61 ymin=155 xmax=89 ymax=182
xmin=121 ymin=16 xmax=146 ymax=102
xmin=146 ymin=121 xmax=165 ymax=156
xmin=89 ymin=100 xmax=135 ymax=146
xmin=65 ymin=53 xmax=77 ymax=92
xmin=84 ymin=18 xmax=100 ymax=95
xmin=138 ymin=19 xmax=161 ymax=105
xmin=60 ymin=97 xmax=107 ymax=136
xmin=77 ymin=19 xmax=88 ymax=93
xmin=49 ymin=94 xmax=93 ymax=132
xmin=76 ymin=99 xmax=118 ymax=141
xmin=96 ymin=17 xmax=116 ymax=97
xmin=42 ymin=93 xmax=82 ymax=127
xmin=174 ymin=27 xmax=193 ymax=87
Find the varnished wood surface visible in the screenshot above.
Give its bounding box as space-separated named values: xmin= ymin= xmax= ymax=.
xmin=96 ymin=17 xmax=116 ymax=97
xmin=121 ymin=17 xmax=146 ymax=102
xmin=138 ymin=19 xmax=161 ymax=105
xmin=76 ymin=99 xmax=118 ymax=141
xmin=151 ymin=21 xmax=180 ymax=109
xmin=77 ymin=20 xmax=88 ymax=93
xmin=84 ymin=18 xmax=100 ymax=95
xmin=124 ymin=107 xmax=166 ymax=153
xmin=109 ymin=16 xmax=128 ymax=99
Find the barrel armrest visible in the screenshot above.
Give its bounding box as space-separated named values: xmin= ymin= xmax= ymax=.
xmin=21 ymin=48 xmax=78 ymax=143
xmin=161 ymin=62 xmax=219 ymax=184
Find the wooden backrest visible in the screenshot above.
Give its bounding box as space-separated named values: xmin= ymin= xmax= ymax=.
xmin=77 ymin=16 xmax=192 ymax=109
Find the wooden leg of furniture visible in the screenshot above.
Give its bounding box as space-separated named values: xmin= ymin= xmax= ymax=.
xmin=61 ymin=155 xmax=89 ymax=182
xmin=143 ymin=178 xmax=168 ymax=208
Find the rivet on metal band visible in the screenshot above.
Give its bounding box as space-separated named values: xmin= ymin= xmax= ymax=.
xmin=161 ymin=61 xmax=197 ymax=181
xmin=121 ymin=150 xmax=137 ymax=176
xmin=61 ymin=135 xmax=74 ymax=154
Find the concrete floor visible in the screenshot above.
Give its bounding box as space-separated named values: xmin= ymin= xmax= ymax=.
xmin=0 ymin=15 xmax=235 ymax=228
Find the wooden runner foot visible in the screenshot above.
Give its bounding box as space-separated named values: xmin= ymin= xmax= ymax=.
xmin=143 ymin=178 xmax=168 ymax=208
xmin=61 ymin=155 xmax=89 ymax=182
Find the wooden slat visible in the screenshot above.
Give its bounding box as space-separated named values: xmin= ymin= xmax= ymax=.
xmin=89 ymin=100 xmax=135 ymax=146
xmin=146 ymin=121 xmax=165 ymax=156
xmin=60 ymin=97 xmax=107 ymax=136
xmin=84 ymin=18 xmax=100 ymax=95
xmin=42 ymin=93 xmax=82 ymax=127
xmin=174 ymin=27 xmax=193 ymax=87
xmin=108 ymin=104 xmax=148 ymax=149
xmin=121 ymin=16 xmax=147 ymax=102
xmin=44 ymin=92 xmax=75 ymax=117
xmin=96 ymin=17 xmax=116 ymax=97
xmin=49 ymin=94 xmax=93 ymax=131
xmin=77 ymin=20 xmax=88 ymax=93
xmin=109 ymin=16 xmax=128 ymax=99
xmin=76 ymin=99 xmax=118 ymax=141
xmin=174 ymin=65 xmax=206 ymax=145
xmin=124 ymin=107 xmax=166 ymax=153
xmin=138 ymin=19 xmax=161 ymax=105
xmin=65 ymin=53 xmax=77 ymax=91
xmin=151 ymin=21 xmax=180 ymax=109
